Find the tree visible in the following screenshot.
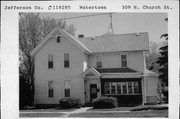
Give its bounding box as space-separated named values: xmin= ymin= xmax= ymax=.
xmin=146 ymin=41 xmax=161 ymax=73
xmin=19 ymin=13 xmax=76 ymax=108
xmin=156 ymin=18 xmax=168 ymax=102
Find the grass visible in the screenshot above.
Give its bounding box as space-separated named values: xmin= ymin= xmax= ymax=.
xmin=19 ymin=104 xmax=169 ymax=117
xmin=89 ymin=105 xmax=168 ymax=111
xmin=20 ymin=107 xmax=76 ymax=112
xmin=20 ymin=113 xmax=65 ymax=117
xmin=69 ymin=110 xmax=168 ymax=117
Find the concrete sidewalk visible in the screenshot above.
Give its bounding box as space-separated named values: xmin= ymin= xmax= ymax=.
xmin=20 ymin=104 xmax=168 ymax=117
xmin=61 ymin=107 xmax=92 ymax=117
xmin=20 ymin=107 xmax=93 ymax=117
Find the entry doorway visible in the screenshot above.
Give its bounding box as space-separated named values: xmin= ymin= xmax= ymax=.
xmin=90 ymin=84 xmax=97 ymax=102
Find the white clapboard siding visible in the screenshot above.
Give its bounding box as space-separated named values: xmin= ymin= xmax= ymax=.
xmin=145 ymin=76 xmax=158 ymax=97
xmin=34 ymin=33 xmax=85 ymax=104
xmin=88 ymin=51 xmax=145 ymax=73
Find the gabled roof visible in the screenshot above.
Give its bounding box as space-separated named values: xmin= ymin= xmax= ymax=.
xmin=96 ymin=68 xmax=138 ymax=73
xmin=79 ymin=32 xmax=149 ymax=53
xmin=82 ymin=67 xmax=101 ymax=77
xmin=30 ymin=27 xmax=92 ymax=56
xmin=30 ymin=27 xmax=149 ymax=56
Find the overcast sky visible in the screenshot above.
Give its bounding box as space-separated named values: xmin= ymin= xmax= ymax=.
xmin=40 ymin=13 xmax=167 ymax=43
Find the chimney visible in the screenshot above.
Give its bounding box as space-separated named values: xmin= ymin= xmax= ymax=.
xmin=78 ymin=34 xmax=84 ymax=38
xmin=136 ymin=33 xmax=140 ymax=36
xmin=91 ymin=37 xmax=95 ymax=40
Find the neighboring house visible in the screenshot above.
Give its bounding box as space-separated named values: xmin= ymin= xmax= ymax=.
xmin=30 ymin=27 xmax=158 ymax=105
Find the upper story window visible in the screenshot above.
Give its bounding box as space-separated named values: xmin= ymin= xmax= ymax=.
xmin=121 ymin=54 xmax=127 ymax=68
xmin=57 ymin=36 xmax=61 ymax=43
xmin=48 ymin=54 xmax=53 ymax=69
xmin=64 ymin=53 xmax=70 ymax=68
xmin=96 ymin=55 xmax=102 ymax=68
xmin=48 ymin=81 xmax=54 ymax=98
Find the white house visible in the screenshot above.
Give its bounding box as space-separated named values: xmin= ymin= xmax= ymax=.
xmin=30 ymin=27 xmax=158 ymax=105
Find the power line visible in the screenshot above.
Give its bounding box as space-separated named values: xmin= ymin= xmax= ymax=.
xmin=57 ymin=13 xmax=113 ymax=21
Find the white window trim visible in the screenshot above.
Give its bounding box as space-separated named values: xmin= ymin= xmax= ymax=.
xmin=48 ymin=54 xmax=55 ymax=70
xmin=64 ymin=53 xmax=70 ymax=68
xmin=121 ymin=53 xmax=128 ymax=68
xmin=48 ymin=81 xmax=54 ymax=98
xmin=96 ymin=55 xmax=103 ymax=68
xmin=56 ymin=36 xmax=61 ymax=43
xmin=104 ymin=81 xmax=140 ymax=95
xmin=64 ymin=80 xmax=71 ymax=97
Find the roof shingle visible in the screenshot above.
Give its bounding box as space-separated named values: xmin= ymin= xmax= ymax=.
xmin=95 ymin=68 xmax=138 ymax=73
xmin=78 ymin=32 xmax=149 ymax=53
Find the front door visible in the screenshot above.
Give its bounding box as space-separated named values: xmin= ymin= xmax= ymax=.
xmin=90 ymin=84 xmax=97 ymax=102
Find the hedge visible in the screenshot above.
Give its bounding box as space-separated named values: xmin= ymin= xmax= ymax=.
xmin=92 ymin=96 xmax=118 ymax=108
xmin=59 ymin=97 xmax=82 ymax=109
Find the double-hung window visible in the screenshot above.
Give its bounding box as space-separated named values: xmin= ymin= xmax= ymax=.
xmin=48 ymin=81 xmax=54 ymax=98
xmin=64 ymin=53 xmax=70 ymax=68
xmin=121 ymin=55 xmax=127 ymax=68
xmin=96 ymin=55 xmax=102 ymax=68
xmin=48 ymin=54 xmax=53 ymax=69
xmin=57 ymin=36 xmax=61 ymax=43
xmin=64 ymin=80 xmax=70 ymax=97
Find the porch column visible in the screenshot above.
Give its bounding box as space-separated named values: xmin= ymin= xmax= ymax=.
xmin=97 ymin=77 xmax=101 ymax=98
xmin=142 ymin=76 xmax=147 ymax=105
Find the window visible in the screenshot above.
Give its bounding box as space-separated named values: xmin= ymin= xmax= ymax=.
xmin=122 ymin=82 xmax=127 ymax=94
xmin=64 ymin=80 xmax=70 ymax=97
xmin=104 ymin=82 xmax=110 ymax=94
xmin=96 ymin=55 xmax=102 ymax=68
xmin=57 ymin=36 xmax=60 ymax=43
xmin=48 ymin=81 xmax=54 ymax=98
xmin=111 ymin=83 xmax=116 ymax=94
xmin=121 ymin=55 xmax=127 ymax=68
xmin=117 ymin=83 xmax=121 ymax=94
xmin=134 ymin=82 xmax=139 ymax=94
xmin=48 ymin=54 xmax=53 ymax=69
xmin=128 ymin=82 xmax=133 ymax=94
xmin=64 ymin=53 xmax=70 ymax=68
xmin=104 ymin=81 xmax=140 ymax=95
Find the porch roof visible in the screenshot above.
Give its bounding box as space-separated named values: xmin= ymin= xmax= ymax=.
xmin=95 ymin=68 xmax=138 ymax=73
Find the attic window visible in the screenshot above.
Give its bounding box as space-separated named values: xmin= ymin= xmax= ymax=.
xmin=57 ymin=36 xmax=60 ymax=43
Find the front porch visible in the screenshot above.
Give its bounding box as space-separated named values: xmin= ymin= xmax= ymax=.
xmin=82 ymin=67 xmax=144 ymax=105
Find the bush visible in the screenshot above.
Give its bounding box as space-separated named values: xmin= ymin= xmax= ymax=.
xmin=92 ymin=97 xmax=118 ymax=109
xmin=59 ymin=97 xmax=82 ymax=109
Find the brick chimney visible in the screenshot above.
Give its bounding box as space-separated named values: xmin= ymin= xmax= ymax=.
xmin=78 ymin=34 xmax=84 ymax=38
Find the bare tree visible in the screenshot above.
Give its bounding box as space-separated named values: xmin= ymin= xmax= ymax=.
xmin=146 ymin=41 xmax=161 ymax=73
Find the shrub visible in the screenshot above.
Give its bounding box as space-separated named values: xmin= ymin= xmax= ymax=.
xmin=92 ymin=96 xmax=118 ymax=109
xmin=59 ymin=97 xmax=82 ymax=109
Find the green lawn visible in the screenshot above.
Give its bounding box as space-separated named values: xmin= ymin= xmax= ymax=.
xmin=69 ymin=110 xmax=168 ymax=117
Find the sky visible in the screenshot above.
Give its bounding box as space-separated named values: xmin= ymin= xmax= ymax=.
xmin=40 ymin=13 xmax=167 ymax=43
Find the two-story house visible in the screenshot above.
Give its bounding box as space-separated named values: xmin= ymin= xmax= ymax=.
xmin=30 ymin=27 xmax=158 ymax=105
